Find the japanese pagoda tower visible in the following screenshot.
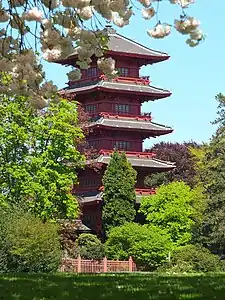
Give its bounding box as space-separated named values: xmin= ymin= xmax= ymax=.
xmin=57 ymin=26 xmax=175 ymax=233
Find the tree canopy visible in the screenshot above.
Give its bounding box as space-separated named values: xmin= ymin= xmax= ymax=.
xmin=200 ymin=94 xmax=225 ymax=255
xmin=145 ymin=141 xmax=201 ymax=188
xmin=105 ymin=222 xmax=172 ymax=270
xmin=102 ymin=151 xmax=137 ymax=233
xmin=140 ymin=181 xmax=203 ymax=246
xmin=0 ymin=94 xmax=85 ymax=221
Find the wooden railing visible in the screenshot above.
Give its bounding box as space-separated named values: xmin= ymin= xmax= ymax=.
xmin=60 ymin=256 xmax=137 ymax=273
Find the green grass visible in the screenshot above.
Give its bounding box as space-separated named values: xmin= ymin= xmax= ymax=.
xmin=1 ymin=273 xmax=225 ymax=300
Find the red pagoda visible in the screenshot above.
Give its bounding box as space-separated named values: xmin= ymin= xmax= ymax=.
xmin=57 ymin=27 xmax=175 ymax=233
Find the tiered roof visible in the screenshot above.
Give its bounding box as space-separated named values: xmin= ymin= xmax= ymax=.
xmin=77 ymin=189 xmax=156 ymax=205
xmin=55 ymin=26 xmax=170 ymax=66
xmin=86 ymin=150 xmax=175 ymax=170
xmin=88 ymin=113 xmax=173 ymax=136
xmin=61 ymin=79 xmax=171 ymax=100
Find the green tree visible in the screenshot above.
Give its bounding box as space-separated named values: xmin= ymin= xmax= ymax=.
xmin=0 ymin=206 xmax=61 ymax=273
xmin=200 ymin=94 xmax=225 ymax=255
xmin=102 ymin=151 xmax=137 ymax=233
xmin=106 ymin=223 xmax=172 ymax=270
xmin=140 ymin=181 xmax=203 ymax=246
xmin=75 ymin=234 xmax=105 ymax=260
xmin=0 ymin=94 xmax=85 ymax=220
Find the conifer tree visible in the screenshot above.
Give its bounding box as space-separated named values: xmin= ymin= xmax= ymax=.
xmin=102 ymin=151 xmax=137 ymax=233
xmin=200 ymin=94 xmax=225 ymax=255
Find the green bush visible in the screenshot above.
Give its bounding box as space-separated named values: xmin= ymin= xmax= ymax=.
xmin=106 ymin=223 xmax=173 ymax=270
xmin=162 ymin=244 xmax=222 ymax=273
xmin=0 ymin=207 xmax=61 ymax=273
xmin=76 ymin=234 xmax=105 ymax=260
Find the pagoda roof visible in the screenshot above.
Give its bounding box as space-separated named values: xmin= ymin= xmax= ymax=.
xmin=76 ymin=189 xmax=156 ymax=205
xmin=61 ymin=80 xmax=171 ymax=100
xmin=88 ymin=114 xmax=173 ymax=136
xmin=86 ymin=151 xmax=175 ymax=170
xmin=56 ymin=27 xmax=169 ymax=65
xmin=106 ymin=29 xmax=169 ymax=62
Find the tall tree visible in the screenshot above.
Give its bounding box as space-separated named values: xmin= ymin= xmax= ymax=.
xmin=145 ymin=142 xmax=201 ymax=188
xmin=0 ymin=94 xmax=85 ymax=220
xmin=200 ymin=94 xmax=225 ymax=255
xmin=102 ymin=151 xmax=137 ymax=233
xmin=140 ymin=181 xmax=204 ymax=246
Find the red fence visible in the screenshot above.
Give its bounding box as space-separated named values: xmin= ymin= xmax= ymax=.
xmin=60 ymin=256 xmax=137 ymax=273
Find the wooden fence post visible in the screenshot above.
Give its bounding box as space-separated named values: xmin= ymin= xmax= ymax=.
xmin=77 ymin=255 xmax=81 ymax=273
xmin=103 ymin=256 xmax=107 ymax=273
xmin=128 ymin=256 xmax=133 ymax=272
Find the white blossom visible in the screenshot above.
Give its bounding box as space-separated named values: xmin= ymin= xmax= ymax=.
xmin=67 ymin=69 xmax=82 ymax=81
xmin=147 ymin=24 xmax=171 ymax=39
xmin=175 ymin=17 xmax=200 ymax=34
xmin=43 ymin=47 xmax=62 ymax=61
xmin=97 ymin=57 xmax=118 ymax=79
xmin=78 ymin=6 xmax=93 ymax=20
xmin=142 ymin=7 xmax=155 ymax=20
xmin=138 ymin=0 xmax=152 ymax=8
xmin=170 ymin=0 xmax=195 ymax=8
xmin=23 ymin=7 xmax=43 ymax=22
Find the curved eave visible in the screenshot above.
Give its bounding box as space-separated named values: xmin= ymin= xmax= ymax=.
xmin=62 ymin=85 xmax=171 ymax=100
xmin=106 ymin=50 xmax=170 ymax=64
xmin=54 ymin=52 xmax=170 ymax=66
xmin=88 ymin=123 xmax=173 ymax=136
xmin=76 ymin=189 xmax=156 ymax=205
xmin=86 ymin=154 xmax=175 ymax=170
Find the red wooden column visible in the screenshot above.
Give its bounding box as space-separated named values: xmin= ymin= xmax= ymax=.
xmin=77 ymin=255 xmax=82 ymax=273
xmin=103 ymin=256 xmax=107 ymax=272
xmin=128 ymin=256 xmax=133 ymax=272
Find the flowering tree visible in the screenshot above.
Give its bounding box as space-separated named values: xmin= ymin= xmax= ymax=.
xmin=0 ymin=0 xmax=203 ymax=107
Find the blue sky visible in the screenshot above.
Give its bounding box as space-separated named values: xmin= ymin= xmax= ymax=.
xmin=43 ymin=0 xmax=225 ymax=148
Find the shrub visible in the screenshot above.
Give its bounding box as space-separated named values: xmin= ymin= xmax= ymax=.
xmin=106 ymin=223 xmax=173 ymax=270
xmin=162 ymin=244 xmax=223 ymax=273
xmin=76 ymin=234 xmax=105 ymax=260
xmin=0 ymin=206 xmax=61 ymax=273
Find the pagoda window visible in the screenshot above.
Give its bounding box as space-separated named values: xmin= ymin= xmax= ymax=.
xmin=115 ymin=104 xmax=130 ymax=114
xmin=83 ymin=177 xmax=99 ymax=187
xmin=114 ymin=140 xmax=131 ymax=151
xmin=85 ymin=104 xmax=96 ymax=113
xmin=117 ymin=67 xmax=129 ymax=77
xmin=86 ymin=67 xmax=98 ymax=78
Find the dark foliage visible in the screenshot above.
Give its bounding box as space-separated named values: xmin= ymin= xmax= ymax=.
xmin=75 ymin=234 xmax=105 ymax=260
xmin=102 ymin=151 xmax=137 ymax=233
xmin=200 ymin=94 xmax=225 ymax=255
xmin=145 ymin=142 xmax=201 ymax=188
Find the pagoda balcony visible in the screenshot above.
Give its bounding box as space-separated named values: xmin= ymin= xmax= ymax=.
xmin=98 ymin=111 xmax=152 ymax=120
xmin=87 ymin=114 xmax=173 ymax=138
xmin=67 ymin=74 xmax=151 ymax=88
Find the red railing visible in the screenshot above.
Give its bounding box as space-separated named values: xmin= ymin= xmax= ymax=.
xmin=99 ymin=112 xmax=152 ymax=121
xmin=67 ymin=74 xmax=151 ymax=87
xmin=60 ymin=256 xmax=136 ymax=273
xmin=99 ymin=149 xmax=156 ymax=158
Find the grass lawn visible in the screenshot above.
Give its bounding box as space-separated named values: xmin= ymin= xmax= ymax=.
xmin=1 ymin=272 xmax=225 ymax=300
